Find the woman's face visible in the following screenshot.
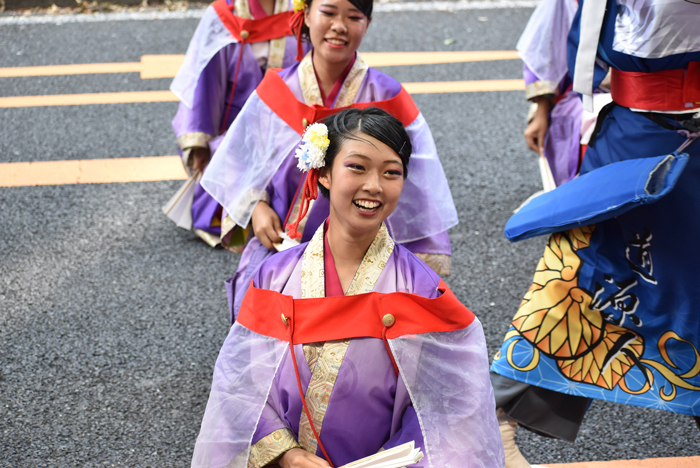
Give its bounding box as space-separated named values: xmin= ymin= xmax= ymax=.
xmin=319 ymin=132 xmax=404 ymax=238
xmin=304 ymin=0 xmax=371 ymax=68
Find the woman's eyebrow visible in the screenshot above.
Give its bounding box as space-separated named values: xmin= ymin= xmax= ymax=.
xmin=345 ymin=153 xmax=401 ymax=165
xmin=320 ymin=3 xmax=362 ymax=12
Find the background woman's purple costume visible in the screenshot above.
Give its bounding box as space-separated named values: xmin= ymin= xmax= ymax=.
xmin=170 ymin=1 xmax=303 ymax=235
xmin=209 ymin=62 xmax=456 ymax=321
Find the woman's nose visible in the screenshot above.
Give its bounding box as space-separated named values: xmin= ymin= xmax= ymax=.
xmin=363 ymin=173 xmax=382 ymax=194
xmin=331 ymin=17 xmax=348 ymax=33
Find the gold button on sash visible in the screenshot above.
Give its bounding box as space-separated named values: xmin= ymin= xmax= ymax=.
xmin=302 ymin=118 xmax=309 ymax=128
xmin=281 ymin=313 xmax=289 ymax=326
xmin=382 ymin=314 xmax=395 ymax=327
xmin=240 ymin=30 xmax=250 ymax=40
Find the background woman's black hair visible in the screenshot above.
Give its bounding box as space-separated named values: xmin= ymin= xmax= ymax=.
xmin=318 ymin=107 xmax=412 ymax=199
xmin=299 ymin=0 xmax=373 ymax=39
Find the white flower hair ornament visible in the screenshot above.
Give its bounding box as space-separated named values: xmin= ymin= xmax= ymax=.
xmin=286 ymin=122 xmax=331 ymax=239
xmin=295 ymin=123 xmax=330 ymax=172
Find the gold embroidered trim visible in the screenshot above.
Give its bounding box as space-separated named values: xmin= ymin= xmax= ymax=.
xmin=234 ymin=0 xmax=252 ymax=19
xmin=298 ymin=52 xmax=369 ymax=108
xmin=193 ymin=228 xmax=222 ymax=248
xmin=300 ymin=219 xmax=326 ymax=299
xmin=334 ymin=54 xmax=369 ymax=108
xmin=297 ymin=224 xmax=394 ymax=454
xmin=177 ymin=131 xmax=214 ymax=151
xmin=415 ymin=253 xmax=452 ymax=276
xmin=299 ymin=53 xmax=323 ymax=106
xmin=303 ymin=342 xmax=324 ymax=370
xmin=267 ymin=0 xmax=288 ymax=69
xmin=248 ymin=428 xmax=300 ymax=468
xmin=298 ymin=338 xmax=352 ymax=453
xmin=525 ymin=81 xmax=556 ymax=101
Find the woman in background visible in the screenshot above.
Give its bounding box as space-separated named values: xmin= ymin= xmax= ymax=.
xmin=202 ymin=0 xmax=458 ymax=321
xmin=166 ymin=0 xmax=305 ymax=247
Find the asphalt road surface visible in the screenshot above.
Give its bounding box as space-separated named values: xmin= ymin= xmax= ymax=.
xmin=2 ymin=4 xmax=699 ymax=467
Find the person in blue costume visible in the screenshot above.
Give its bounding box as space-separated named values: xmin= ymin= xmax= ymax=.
xmin=490 ymin=1 xmax=700 ymax=466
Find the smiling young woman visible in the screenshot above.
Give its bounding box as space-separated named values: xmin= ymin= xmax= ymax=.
xmin=191 ymin=108 xmax=504 ymax=468
xmin=303 ymin=0 xmax=372 ymax=98
xmin=201 ymin=0 xmax=459 ymax=323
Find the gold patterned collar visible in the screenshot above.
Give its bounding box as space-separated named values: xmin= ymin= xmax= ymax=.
xmin=300 ymin=222 xmax=394 ymax=299
xmin=298 ymin=52 xmax=369 ymax=108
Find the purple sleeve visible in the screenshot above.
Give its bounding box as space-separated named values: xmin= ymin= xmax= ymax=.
xmin=172 ymin=48 xmax=229 ymax=140
xmin=399 ymin=230 xmax=451 ymax=256
xmin=523 ymin=62 xmax=539 ymax=86
xmin=384 ymin=406 xmax=427 ymax=467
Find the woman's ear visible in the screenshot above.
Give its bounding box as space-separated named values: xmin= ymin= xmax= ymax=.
xmin=318 ymin=167 xmax=331 ymax=192
xmin=304 ymin=5 xmax=311 ymax=28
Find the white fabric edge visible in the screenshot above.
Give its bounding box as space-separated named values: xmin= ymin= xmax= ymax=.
xmin=170 ymin=5 xmax=237 ymax=108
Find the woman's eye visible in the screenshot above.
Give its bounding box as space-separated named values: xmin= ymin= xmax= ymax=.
xmin=385 ymin=170 xmax=403 ymax=177
xmin=319 ymin=10 xmax=333 ymax=16
xmin=349 ymin=16 xmax=364 ymax=21
xmin=347 ymin=164 xmax=364 ymax=171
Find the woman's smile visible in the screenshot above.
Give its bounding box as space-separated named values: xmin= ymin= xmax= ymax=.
xmin=325 ymin=37 xmax=348 ymax=49
xmin=353 ymin=198 xmax=383 ymax=215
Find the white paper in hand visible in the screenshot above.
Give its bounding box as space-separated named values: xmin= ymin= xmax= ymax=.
xmin=163 ymin=172 xmax=201 ymax=230
xmin=272 ymin=232 xmax=301 ymax=252
xmin=339 ymin=441 xmax=424 ymax=468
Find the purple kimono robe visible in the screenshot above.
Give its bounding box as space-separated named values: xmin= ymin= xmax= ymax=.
xmin=203 ymin=55 xmax=458 ymax=320
xmin=191 ymin=224 xmax=504 ymax=468
xmin=169 ymin=0 xmax=302 ymax=237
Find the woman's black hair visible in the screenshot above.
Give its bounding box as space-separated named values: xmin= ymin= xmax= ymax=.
xmin=318 ymin=107 xmax=412 ymax=199
xmin=300 ymin=0 xmax=373 ymax=39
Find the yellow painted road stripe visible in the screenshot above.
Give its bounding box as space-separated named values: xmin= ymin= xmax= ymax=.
xmin=0 ymin=156 xmax=187 ymax=187
xmin=0 ymin=90 xmax=179 ymax=108
xmin=404 ymin=79 xmax=523 ymax=94
xmin=0 ymin=62 xmax=142 ymax=78
xmin=543 ymin=456 xmax=700 ymax=468
xmin=0 ymin=79 xmax=523 ymax=108
xmin=362 ymin=50 xmax=520 ymax=67
xmin=0 ymin=51 xmax=520 ymax=79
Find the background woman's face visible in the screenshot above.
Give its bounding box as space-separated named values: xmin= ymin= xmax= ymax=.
xmin=304 ymin=0 xmax=371 ymax=68
xmin=319 ymin=132 xmax=404 ymax=237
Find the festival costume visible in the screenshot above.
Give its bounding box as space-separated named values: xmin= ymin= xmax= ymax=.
xmin=191 ymin=222 xmax=503 ymax=468
xmin=166 ymin=0 xmax=304 ymax=247
xmin=491 ymin=0 xmax=700 ymax=442
xmin=518 ymin=0 xmax=611 ymax=187
xmin=202 ymin=52 xmax=458 ymax=321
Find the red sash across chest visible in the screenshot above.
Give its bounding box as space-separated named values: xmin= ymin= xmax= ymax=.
xmin=255 ymin=69 xmax=421 ymax=135
xmin=238 ymin=279 xmax=476 ymax=343
xmin=212 ymin=0 xmax=294 ymax=43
